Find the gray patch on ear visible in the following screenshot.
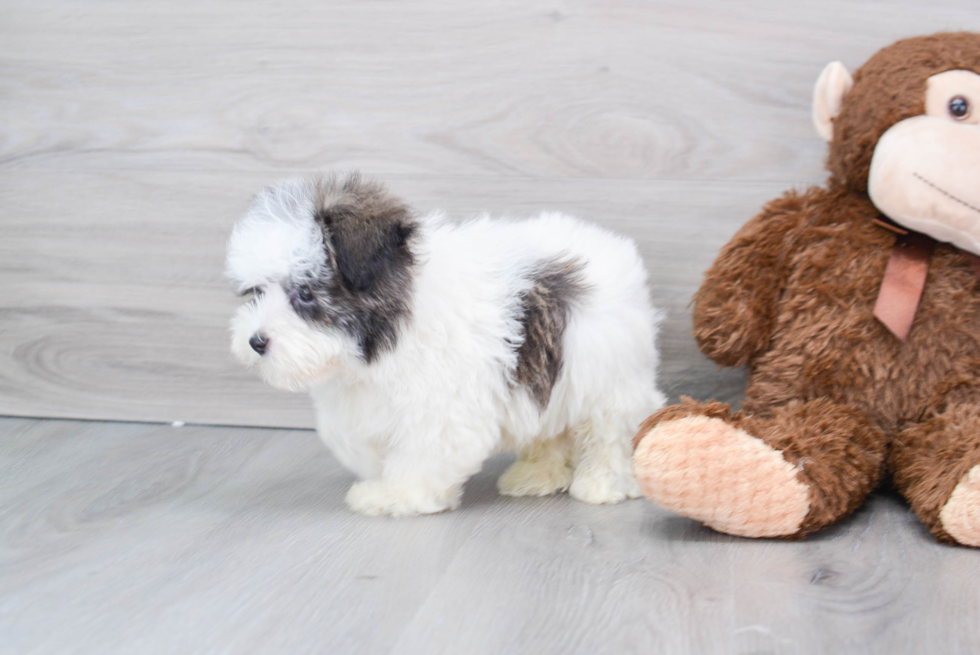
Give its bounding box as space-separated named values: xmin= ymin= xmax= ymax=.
xmin=310 ymin=172 xmax=418 ymax=363
xmin=514 ymin=258 xmax=587 ymax=409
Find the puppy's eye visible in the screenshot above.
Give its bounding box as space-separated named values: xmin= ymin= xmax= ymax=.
xmin=240 ymin=286 xmax=264 ymax=298
xmin=949 ymin=96 xmax=971 ymax=120
xmin=296 ymin=285 xmax=315 ymax=303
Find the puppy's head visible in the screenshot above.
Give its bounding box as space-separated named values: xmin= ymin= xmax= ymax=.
xmin=226 ymin=172 xmax=416 ymax=391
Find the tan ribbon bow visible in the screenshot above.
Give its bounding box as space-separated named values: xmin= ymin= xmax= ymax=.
xmin=872 ymin=218 xmax=980 ymax=342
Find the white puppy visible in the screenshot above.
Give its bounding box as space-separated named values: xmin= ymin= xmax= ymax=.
xmin=227 ymin=173 xmax=665 ymax=516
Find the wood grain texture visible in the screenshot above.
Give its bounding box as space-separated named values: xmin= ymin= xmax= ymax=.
xmin=2 ymin=416 xmax=979 ymax=655
xmin=0 ymin=0 xmax=977 ymax=427
xmin=0 ymin=169 xmax=766 ymax=427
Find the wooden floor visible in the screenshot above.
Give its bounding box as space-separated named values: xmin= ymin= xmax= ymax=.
xmin=2 ymin=416 xmax=980 ymax=654
xmin=3 ymin=1 xmax=980 ymax=653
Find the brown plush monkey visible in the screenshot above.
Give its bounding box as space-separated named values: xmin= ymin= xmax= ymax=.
xmin=633 ymin=32 xmax=980 ymax=547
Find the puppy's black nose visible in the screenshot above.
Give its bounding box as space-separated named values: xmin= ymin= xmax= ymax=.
xmin=249 ymin=334 xmax=268 ymax=355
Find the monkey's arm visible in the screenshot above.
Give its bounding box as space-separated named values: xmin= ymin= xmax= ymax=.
xmin=692 ymin=191 xmax=808 ymax=367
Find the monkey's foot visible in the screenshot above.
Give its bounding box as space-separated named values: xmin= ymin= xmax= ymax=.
xmin=633 ymin=415 xmax=810 ymax=538
xmin=940 ymin=465 xmax=980 ymax=547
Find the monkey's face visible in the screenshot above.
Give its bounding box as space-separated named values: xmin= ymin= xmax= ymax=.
xmin=868 ymin=69 xmax=980 ymax=255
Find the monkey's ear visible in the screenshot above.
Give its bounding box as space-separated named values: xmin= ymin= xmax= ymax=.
xmin=812 ymin=61 xmax=854 ymax=142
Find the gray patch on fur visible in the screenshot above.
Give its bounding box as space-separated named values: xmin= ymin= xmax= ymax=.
xmin=514 ymin=258 xmax=587 ymax=409
xmin=301 ymin=172 xmax=417 ymax=363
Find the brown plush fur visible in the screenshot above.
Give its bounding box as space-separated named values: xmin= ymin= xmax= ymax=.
xmin=828 ymin=31 xmax=980 ymax=193
xmin=636 ymin=33 xmax=980 ymax=545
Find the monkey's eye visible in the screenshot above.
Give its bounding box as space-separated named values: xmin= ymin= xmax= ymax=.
xmin=949 ymin=96 xmax=971 ymax=120
xmin=296 ymin=285 xmax=315 ymax=303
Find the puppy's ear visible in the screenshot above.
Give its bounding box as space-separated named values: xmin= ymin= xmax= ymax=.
xmin=318 ymin=203 xmax=415 ymax=293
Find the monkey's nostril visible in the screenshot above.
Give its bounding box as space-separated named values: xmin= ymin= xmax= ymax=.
xmin=249 ymin=334 xmax=268 ymax=355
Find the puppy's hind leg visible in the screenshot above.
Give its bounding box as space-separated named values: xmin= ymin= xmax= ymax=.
xmin=497 ymin=432 xmax=573 ymax=497
xmin=568 ymin=413 xmax=643 ymax=505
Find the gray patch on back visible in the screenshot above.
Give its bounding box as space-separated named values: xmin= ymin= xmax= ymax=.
xmin=514 ymin=258 xmax=587 ymax=409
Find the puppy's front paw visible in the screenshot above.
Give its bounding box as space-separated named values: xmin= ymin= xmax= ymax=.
xmin=568 ymin=453 xmax=642 ymax=505
xmin=569 ymin=468 xmax=631 ymax=505
xmin=345 ymin=480 xmax=460 ymax=517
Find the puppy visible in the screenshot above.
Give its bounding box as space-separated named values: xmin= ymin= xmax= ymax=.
xmin=227 ymin=172 xmax=665 ymax=516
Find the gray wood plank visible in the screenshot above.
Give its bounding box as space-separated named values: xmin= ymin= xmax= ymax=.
xmin=0 ymin=1 xmax=974 ymax=178
xmin=389 ymin=496 xmax=979 ymax=655
xmin=2 ymin=417 xmax=978 ymax=655
xmin=0 ymin=418 xmax=491 ymax=655
xmin=0 ymin=0 xmax=977 ymax=428
xmin=0 ymin=170 xmax=764 ymax=427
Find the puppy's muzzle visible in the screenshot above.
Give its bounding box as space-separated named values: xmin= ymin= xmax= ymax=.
xmin=249 ymin=333 xmax=269 ymax=355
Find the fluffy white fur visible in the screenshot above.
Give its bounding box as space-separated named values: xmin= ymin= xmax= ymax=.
xmin=228 ymin=185 xmax=665 ymax=517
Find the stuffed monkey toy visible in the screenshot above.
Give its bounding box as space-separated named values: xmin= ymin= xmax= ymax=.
xmin=633 ymin=32 xmax=980 ymax=547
